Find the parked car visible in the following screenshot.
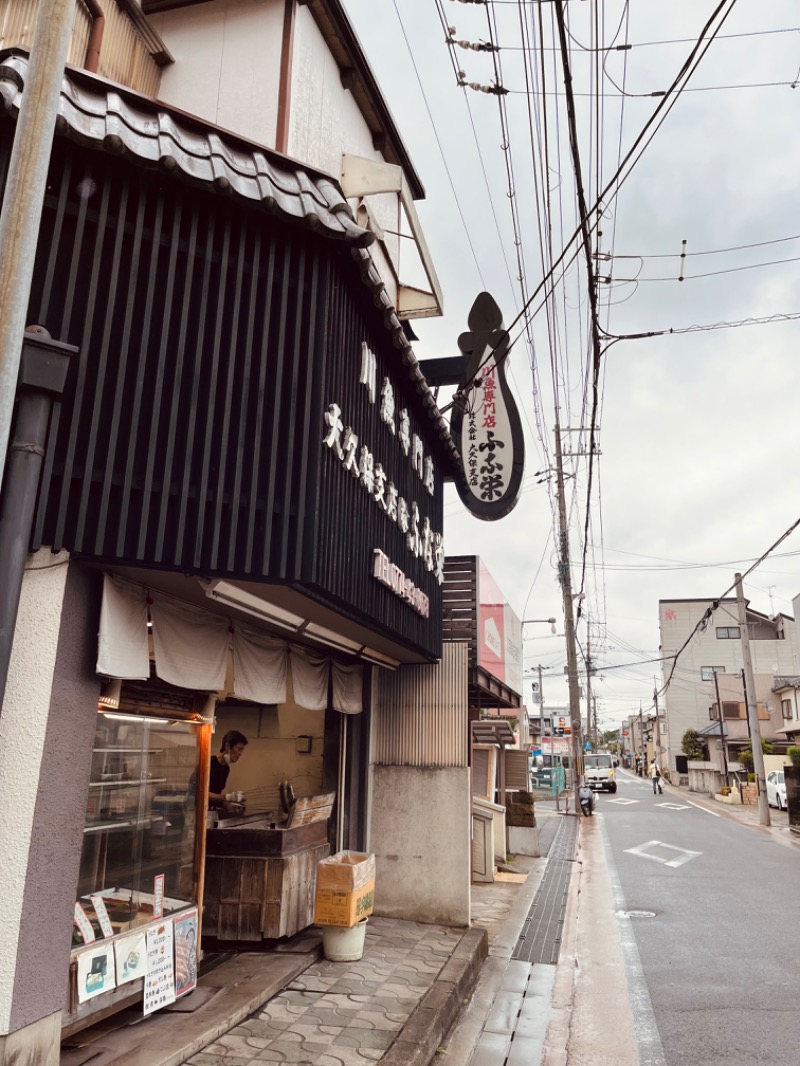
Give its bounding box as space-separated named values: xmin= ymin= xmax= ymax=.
xmin=766 ymin=770 xmax=787 ymax=810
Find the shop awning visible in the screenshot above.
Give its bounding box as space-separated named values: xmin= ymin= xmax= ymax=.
xmin=471 ymin=720 xmax=517 ymax=747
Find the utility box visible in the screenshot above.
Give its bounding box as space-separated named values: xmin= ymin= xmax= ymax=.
xmin=315 ymin=851 xmax=376 ymax=927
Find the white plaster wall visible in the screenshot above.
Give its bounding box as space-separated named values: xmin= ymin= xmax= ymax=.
xmin=370 ymin=765 xmax=470 ymax=926
xmin=0 ymin=553 xmax=70 ymax=1034
xmin=149 ymin=0 xmax=284 ymax=148
xmin=290 ymin=4 xmax=400 ymax=305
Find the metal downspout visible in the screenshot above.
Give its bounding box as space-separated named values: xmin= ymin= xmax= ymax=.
xmin=83 ymin=0 xmax=106 ymax=73
xmin=0 ymin=328 xmax=75 ymax=713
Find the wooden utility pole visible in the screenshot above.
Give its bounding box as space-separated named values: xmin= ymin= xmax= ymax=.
xmin=735 ymin=572 xmax=770 ymax=826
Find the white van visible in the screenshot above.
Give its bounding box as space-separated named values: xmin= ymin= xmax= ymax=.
xmin=584 ymin=753 xmax=617 ymax=793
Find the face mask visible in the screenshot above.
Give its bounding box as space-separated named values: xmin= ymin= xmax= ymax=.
xmin=224 ymin=753 xmax=233 ymax=766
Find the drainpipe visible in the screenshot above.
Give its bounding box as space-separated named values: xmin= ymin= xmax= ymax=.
xmin=83 ymin=0 xmax=106 ymax=73
xmin=0 ymin=327 xmax=76 ymax=713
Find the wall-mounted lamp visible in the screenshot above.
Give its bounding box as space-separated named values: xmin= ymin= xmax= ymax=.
xmin=523 ymin=617 xmax=558 ymax=635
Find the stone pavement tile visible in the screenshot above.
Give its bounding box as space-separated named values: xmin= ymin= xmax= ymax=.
xmin=324 ymin=979 xmax=383 ymax=996
xmin=277 ymin=991 xmax=326 ymax=1008
xmin=240 ymin=1018 xmax=295 ymax=1039
xmin=255 ymin=1045 xmax=327 ymax=1064
xmin=288 ymin=975 xmax=339 ymax=993
xmin=501 ymin=959 xmax=533 ymax=993
xmin=506 ymin=1034 xmax=545 ymax=1066
xmin=527 ymin=964 xmax=556 ymax=998
xmin=284 ymin=1023 xmax=344 ymax=1046
xmin=332 ymin=1028 xmax=396 ymax=1051
xmin=294 ymin=1008 xmax=362 ymax=1028
xmin=373 ymin=983 xmax=426 ymax=1000
xmin=315 ymin=1048 xmax=383 ymax=1065
xmin=347 ymin=1011 xmax=404 ymax=1032
xmin=484 ymin=990 xmax=524 ymax=1035
xmin=206 ymin=1032 xmax=272 ymax=1054
xmin=470 ymin=1031 xmax=513 ymax=1066
xmin=259 ymin=1003 xmax=313 ymax=1024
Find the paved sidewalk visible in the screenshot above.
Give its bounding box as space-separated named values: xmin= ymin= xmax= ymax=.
xmin=60 ymin=804 xmax=566 ymax=1066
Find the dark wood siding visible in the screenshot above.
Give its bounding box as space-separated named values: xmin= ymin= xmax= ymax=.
xmin=3 ymin=133 xmax=443 ymax=656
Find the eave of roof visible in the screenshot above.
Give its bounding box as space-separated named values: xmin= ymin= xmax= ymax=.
xmin=0 ymin=50 xmax=461 ymax=474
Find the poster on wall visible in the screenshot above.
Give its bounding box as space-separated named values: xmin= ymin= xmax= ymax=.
xmin=173 ymin=908 xmax=199 ymax=997
xmin=143 ymin=921 xmax=176 ymax=1016
xmin=76 ymin=942 xmax=117 ymax=1003
xmin=114 ymin=929 xmax=147 ymax=986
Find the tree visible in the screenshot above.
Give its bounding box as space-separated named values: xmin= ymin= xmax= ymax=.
xmin=738 ymin=737 xmax=772 ymax=773
xmin=681 ymin=729 xmax=704 ymax=761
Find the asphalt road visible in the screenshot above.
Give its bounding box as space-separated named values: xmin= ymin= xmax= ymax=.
xmin=596 ymin=769 xmax=799 ymax=1066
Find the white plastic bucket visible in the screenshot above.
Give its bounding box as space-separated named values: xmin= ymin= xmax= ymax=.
xmin=321 ymin=918 xmax=368 ymax=962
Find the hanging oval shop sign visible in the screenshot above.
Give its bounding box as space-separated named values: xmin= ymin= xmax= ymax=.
xmin=450 ymin=292 xmax=525 ymax=521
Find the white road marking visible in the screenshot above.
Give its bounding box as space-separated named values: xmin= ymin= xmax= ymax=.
xmin=600 ymin=822 xmax=668 ymax=1066
xmin=657 ymin=803 xmax=690 ymax=811
xmin=683 ymin=798 xmax=721 ymax=818
xmin=624 ymin=839 xmax=702 ymax=868
xmin=608 ymin=798 xmax=640 ymax=805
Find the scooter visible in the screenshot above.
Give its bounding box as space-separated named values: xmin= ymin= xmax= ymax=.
xmin=579 ymin=787 xmax=594 ymax=817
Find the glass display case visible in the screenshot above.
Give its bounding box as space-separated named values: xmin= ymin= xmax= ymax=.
xmin=73 ymin=711 xmax=202 ymax=944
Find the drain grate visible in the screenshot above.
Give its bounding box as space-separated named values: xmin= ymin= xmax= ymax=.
xmin=512 ymin=815 xmax=578 ymax=965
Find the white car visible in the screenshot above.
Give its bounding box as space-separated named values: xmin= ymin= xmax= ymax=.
xmin=766 ymin=770 xmax=787 ymax=810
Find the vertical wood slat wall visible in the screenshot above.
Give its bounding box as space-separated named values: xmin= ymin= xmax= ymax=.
xmin=23 ymin=137 xmax=326 ymax=583
xmin=373 ymin=642 xmax=469 ymax=768
xmin=0 ymin=1 xmax=162 ymax=97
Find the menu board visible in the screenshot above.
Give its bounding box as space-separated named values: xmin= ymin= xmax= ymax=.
xmin=143 ymin=921 xmax=176 ymax=1016
xmin=76 ymin=942 xmax=116 ymax=1003
xmin=114 ymin=929 xmax=147 ymax=986
xmin=173 ymin=908 xmax=198 ymax=997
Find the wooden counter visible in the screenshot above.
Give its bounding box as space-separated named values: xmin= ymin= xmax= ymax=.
xmin=203 ymin=796 xmax=333 ymax=941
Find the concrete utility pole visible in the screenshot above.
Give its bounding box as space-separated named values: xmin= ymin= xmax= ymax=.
xmin=735 ymin=572 xmax=770 ymax=826
xmin=554 ymin=424 xmax=583 ymax=813
xmin=585 ymin=622 xmax=592 ymax=745
xmin=0 ymin=0 xmax=76 ymax=498
xmin=712 ymin=670 xmax=730 ymax=786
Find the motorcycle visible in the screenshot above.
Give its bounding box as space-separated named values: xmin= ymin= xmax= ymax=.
xmin=579 ymin=788 xmax=594 ymax=817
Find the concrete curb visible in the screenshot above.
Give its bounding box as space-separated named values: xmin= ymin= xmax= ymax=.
xmin=382 ymin=927 xmax=489 ymax=1066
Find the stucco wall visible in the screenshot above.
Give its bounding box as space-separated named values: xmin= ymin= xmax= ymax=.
xmin=150 ymin=0 xmax=284 ymax=147
xmin=0 ymin=556 xmax=101 ymax=1035
xmin=370 ymin=765 xmax=470 ymax=926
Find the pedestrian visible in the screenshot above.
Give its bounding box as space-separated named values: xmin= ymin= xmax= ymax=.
xmin=635 ymin=755 xmax=643 ymax=777
xmin=649 ymin=760 xmax=663 ymax=795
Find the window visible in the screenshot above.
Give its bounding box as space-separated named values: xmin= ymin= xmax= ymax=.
xmin=701 ymin=666 xmax=726 ymax=681
xmin=782 ymin=699 xmax=793 ymax=721
xmin=711 ymin=702 xmax=745 ymax=719
xmin=715 ymin=627 xmax=740 ymax=639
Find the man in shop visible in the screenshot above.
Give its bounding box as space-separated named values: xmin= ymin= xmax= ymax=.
xmin=208 ymin=730 xmax=248 ymax=806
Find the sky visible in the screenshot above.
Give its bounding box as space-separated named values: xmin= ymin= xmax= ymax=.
xmin=341 ymin=0 xmax=800 ymax=729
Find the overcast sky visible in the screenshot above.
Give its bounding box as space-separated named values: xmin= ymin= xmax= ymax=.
xmin=342 ymin=0 xmax=800 ymax=728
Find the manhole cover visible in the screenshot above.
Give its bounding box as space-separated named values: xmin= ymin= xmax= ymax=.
xmin=623 ymin=910 xmax=656 ymax=918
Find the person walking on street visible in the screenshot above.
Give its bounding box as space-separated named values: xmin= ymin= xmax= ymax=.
xmin=650 ymin=760 xmax=663 ymax=794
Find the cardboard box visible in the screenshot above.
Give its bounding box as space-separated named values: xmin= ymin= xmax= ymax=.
xmin=314 ymin=879 xmax=375 ymax=928
xmin=314 ymin=851 xmax=376 ymax=927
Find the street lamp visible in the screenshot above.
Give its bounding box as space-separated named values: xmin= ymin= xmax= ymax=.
xmin=523 ymin=617 xmax=557 ymax=634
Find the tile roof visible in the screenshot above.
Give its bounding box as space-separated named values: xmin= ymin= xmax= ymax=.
xmin=0 ymin=50 xmax=373 ymax=247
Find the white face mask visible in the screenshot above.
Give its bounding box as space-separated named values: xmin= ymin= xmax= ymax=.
xmin=224 ymin=752 xmax=233 ymax=766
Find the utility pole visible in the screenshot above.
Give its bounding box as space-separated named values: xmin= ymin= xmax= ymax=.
xmin=735 ymin=572 xmax=770 ymax=826
xmin=585 ymin=622 xmax=592 ymax=745
xmin=652 ymin=681 xmax=661 ymax=766
xmin=554 ymin=424 xmax=583 ymax=813
xmin=712 ymin=670 xmax=729 ymax=785
xmin=0 ymin=0 xmax=76 ymax=497
xmin=638 ymin=701 xmax=645 ymax=766
xmin=592 ymin=694 xmax=598 ymax=748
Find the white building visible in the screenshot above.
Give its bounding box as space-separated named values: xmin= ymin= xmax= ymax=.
xmin=658 ymin=598 xmax=800 ymax=780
